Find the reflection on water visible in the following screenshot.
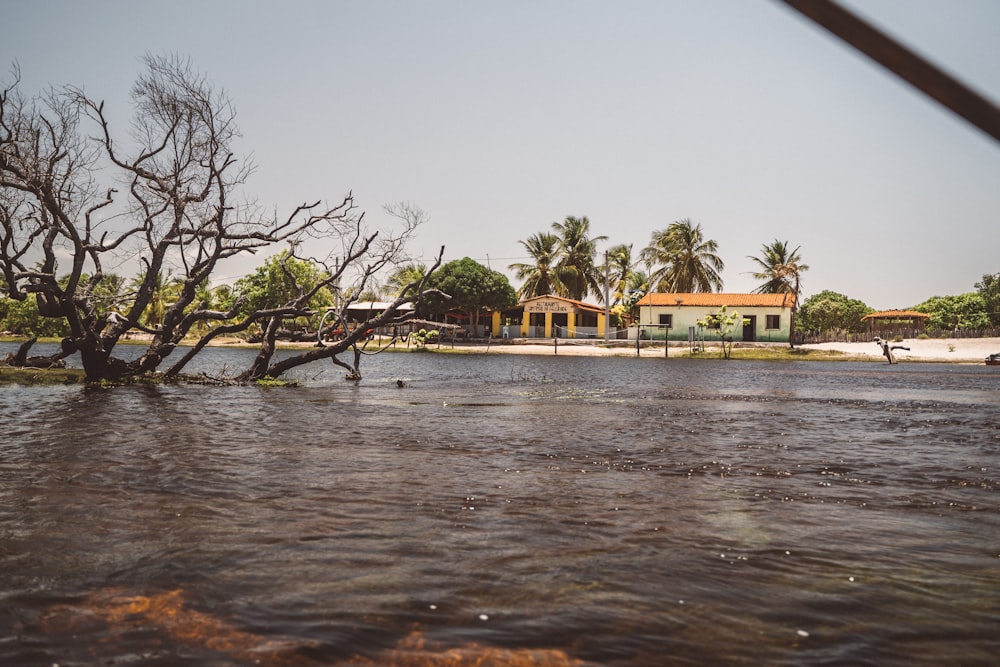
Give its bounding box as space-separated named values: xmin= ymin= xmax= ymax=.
xmin=1 ymin=346 xmax=999 ymax=665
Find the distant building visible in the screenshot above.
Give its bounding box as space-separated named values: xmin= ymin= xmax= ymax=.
xmin=490 ymin=294 xmax=607 ymax=339
xmin=342 ymin=301 xmax=413 ymax=322
xmin=861 ymin=309 xmax=930 ymax=337
xmin=635 ymin=292 xmax=796 ymax=342
xmin=339 ymin=301 xmax=414 ymax=336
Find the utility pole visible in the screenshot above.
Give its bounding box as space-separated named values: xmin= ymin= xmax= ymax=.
xmin=604 ymin=250 xmax=610 ymax=343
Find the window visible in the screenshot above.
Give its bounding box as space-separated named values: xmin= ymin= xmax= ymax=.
xmin=766 ymin=315 xmax=780 ymax=330
xmin=658 ymin=314 xmax=673 ymax=328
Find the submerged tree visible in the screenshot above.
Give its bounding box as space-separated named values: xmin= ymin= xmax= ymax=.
xmin=0 ymin=56 xmax=438 ymax=382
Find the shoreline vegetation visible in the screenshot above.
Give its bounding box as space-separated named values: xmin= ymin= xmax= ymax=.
xmin=3 ymin=335 xmax=998 ymax=386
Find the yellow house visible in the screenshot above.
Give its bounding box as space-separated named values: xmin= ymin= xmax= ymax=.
xmin=489 ymin=294 xmax=608 ymax=339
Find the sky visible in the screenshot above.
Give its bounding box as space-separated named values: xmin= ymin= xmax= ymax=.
xmin=5 ymin=0 xmax=999 ymax=310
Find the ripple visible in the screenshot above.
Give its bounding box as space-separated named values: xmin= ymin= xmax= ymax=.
xmin=2 ymin=352 xmax=999 ymax=666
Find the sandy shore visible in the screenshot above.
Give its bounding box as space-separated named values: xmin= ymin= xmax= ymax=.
xmin=205 ymin=333 xmax=1000 ymax=363
xmin=798 ymin=337 xmax=1000 ymax=362
xmin=418 ymin=337 xmax=1000 ymax=362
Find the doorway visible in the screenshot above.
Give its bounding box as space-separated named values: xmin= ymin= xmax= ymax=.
xmin=551 ymin=313 xmax=568 ymax=337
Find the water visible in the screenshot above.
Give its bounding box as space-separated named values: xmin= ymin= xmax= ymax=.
xmin=1 ymin=345 xmax=999 ymax=665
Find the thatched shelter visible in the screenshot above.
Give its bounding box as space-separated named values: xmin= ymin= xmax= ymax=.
xmin=862 ymin=310 xmax=930 ymax=337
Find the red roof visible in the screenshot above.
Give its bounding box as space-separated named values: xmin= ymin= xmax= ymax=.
xmin=635 ymin=292 xmax=795 ymax=308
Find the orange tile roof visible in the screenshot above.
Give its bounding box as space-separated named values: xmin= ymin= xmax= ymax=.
xmin=862 ymin=309 xmax=930 ymax=320
xmin=635 ymin=292 xmax=795 ymax=308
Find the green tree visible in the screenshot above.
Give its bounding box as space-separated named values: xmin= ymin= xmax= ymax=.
xmin=129 ymin=271 xmax=185 ymax=329
xmin=509 ymin=232 xmax=564 ymax=300
xmin=696 ymin=305 xmax=748 ymax=360
xmin=424 ymin=257 xmax=517 ymax=331
xmin=797 ymin=290 xmax=873 ymax=334
xmin=975 ymin=272 xmax=1000 ymax=327
xmin=748 ymin=240 xmax=809 ymax=297
xmin=0 ymin=295 xmax=71 ymax=337
xmin=1 ymin=270 xmax=128 ymax=337
xmin=606 ymin=243 xmax=636 ymax=307
xmin=187 ymin=281 xmax=235 ymax=335
xmin=606 ymin=269 xmax=649 ymax=329
xmin=640 ymin=219 xmax=724 ymax=293
xmin=623 ymin=270 xmax=649 ymax=324
xmin=233 ymin=251 xmax=334 ymax=330
xmin=912 ymin=293 xmax=990 ymax=332
xmin=90 ymin=274 xmax=129 ymax=314
xmin=196 ymin=282 xmax=234 ymax=312
xmin=355 ymin=289 xmax=382 ymax=302
xmin=748 ymin=239 xmax=809 ymax=346
xmin=385 ymin=263 xmax=427 ymax=299
xmin=552 ymin=216 xmax=607 ymax=301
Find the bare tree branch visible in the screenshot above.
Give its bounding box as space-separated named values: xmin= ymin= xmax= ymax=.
xmin=2 ymin=58 xmax=441 ymax=382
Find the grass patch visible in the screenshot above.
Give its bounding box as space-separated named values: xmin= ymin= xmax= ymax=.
xmin=254 ymin=376 xmax=299 ymax=387
xmin=0 ymin=365 xmax=233 ymax=387
xmin=0 ymin=366 xmax=87 ymax=385
xmin=729 ymin=346 xmax=858 ymax=361
xmin=674 ymin=346 xmax=864 ymax=361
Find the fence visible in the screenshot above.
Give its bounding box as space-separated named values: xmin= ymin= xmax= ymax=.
xmin=798 ymin=326 xmax=1000 ymax=344
xmin=551 ymin=324 xmax=601 ymax=339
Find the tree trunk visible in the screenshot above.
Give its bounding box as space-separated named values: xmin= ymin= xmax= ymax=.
xmin=12 ymin=337 xmax=38 ymax=366
xmin=78 ymin=345 xmax=128 ymax=382
xmin=242 ymin=318 xmax=281 ymax=380
xmin=788 ymin=307 xmax=797 ymax=348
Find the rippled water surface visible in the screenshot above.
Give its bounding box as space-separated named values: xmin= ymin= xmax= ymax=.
xmin=1 ymin=345 xmax=999 ymax=666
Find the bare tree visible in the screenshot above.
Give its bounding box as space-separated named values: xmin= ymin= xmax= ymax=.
xmin=1 ymin=56 xmax=436 ymax=382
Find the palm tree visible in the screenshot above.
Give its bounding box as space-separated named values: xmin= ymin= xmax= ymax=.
xmin=509 ymin=232 xmax=564 ymax=300
xmin=748 ymin=240 xmax=808 ymax=296
xmin=90 ymin=273 xmax=128 ymax=312
xmin=129 ymin=270 xmax=184 ymax=329
xmin=615 ymin=268 xmax=649 ymax=328
xmin=625 ymin=269 xmax=649 ymax=298
xmin=385 ymin=262 xmax=427 ymax=298
xmin=551 ymin=216 xmax=607 ymax=301
xmin=748 ymin=239 xmax=809 ymax=346
xmin=640 ymin=219 xmax=724 ymax=293
xmin=188 ymin=281 xmax=234 ymax=335
xmin=605 ymin=243 xmax=635 ymax=306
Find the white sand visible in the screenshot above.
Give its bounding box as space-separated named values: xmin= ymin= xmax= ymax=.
xmin=225 ymin=333 xmax=999 ymax=363
xmin=799 ymin=337 xmax=1000 ymax=362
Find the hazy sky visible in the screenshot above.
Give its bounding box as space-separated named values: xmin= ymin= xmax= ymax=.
xmin=6 ymin=0 xmax=999 ymax=310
